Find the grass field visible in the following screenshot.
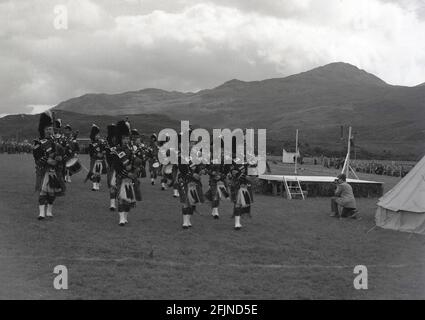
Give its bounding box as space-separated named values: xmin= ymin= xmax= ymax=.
xmin=0 ymin=154 xmax=424 ymax=300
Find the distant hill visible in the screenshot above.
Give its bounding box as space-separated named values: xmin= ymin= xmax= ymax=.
xmin=0 ymin=110 xmax=182 ymax=140
xmin=51 ymin=62 xmax=425 ymax=159
xmin=2 ymin=62 xmax=424 ymax=159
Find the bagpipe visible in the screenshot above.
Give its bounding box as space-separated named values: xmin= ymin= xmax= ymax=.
xmin=34 ymin=137 xmax=65 ymax=167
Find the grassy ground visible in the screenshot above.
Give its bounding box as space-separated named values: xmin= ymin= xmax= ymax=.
xmin=0 ymin=154 xmax=424 ymax=300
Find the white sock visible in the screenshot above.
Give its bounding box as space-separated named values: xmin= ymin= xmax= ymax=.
xmin=173 ymin=189 xmax=179 ymax=197
xmin=68 ymin=176 xmax=72 ymax=183
xmin=187 ymin=215 xmax=192 ymax=226
xmin=161 ymin=182 xmax=166 ymax=189
xmin=124 ymin=212 xmax=128 ymax=223
xmin=46 ymin=204 xmax=53 ymax=217
xmin=93 ymin=183 xmax=96 ymax=190
xmin=110 ymin=198 xmax=116 ymax=208
xmin=212 ymin=207 xmax=219 ymax=216
xmin=39 ymin=205 xmax=46 ymax=218
xmin=183 ymin=215 xmax=188 ymax=226
xmin=119 ymin=212 xmax=125 ymax=225
xmin=235 ymin=216 xmax=242 ymax=228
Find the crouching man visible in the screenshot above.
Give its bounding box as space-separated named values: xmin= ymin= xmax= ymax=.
xmin=330 ymin=174 xmax=359 ymax=219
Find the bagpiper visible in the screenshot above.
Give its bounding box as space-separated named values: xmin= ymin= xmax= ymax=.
xmin=87 ymin=124 xmax=107 ymax=191
xmin=176 ymin=152 xmax=205 ymax=229
xmin=111 ymin=120 xmax=143 ymax=226
xmin=33 ymin=111 xmax=66 ymax=220
xmin=147 ymin=133 xmax=160 ymax=185
xmin=158 ymin=136 xmax=179 ymax=197
xmin=205 ymin=161 xmax=231 ymax=220
xmin=228 ymin=159 xmax=254 ymax=230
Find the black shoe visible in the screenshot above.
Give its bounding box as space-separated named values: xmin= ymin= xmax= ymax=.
xmin=182 ymin=225 xmax=189 ymax=229
xmin=92 ymin=188 xmax=96 ymax=191
xmin=234 ymin=226 xmax=242 ymax=231
xmin=161 ymin=187 xmax=165 ymax=191
xmin=213 ymin=215 xmax=219 ymax=220
xmin=38 ymin=216 xmax=45 ymax=221
xmin=151 ymin=181 xmax=155 ymax=185
xmin=119 ymin=222 xmax=125 ymax=227
xmin=110 ymin=207 xmax=116 ymax=212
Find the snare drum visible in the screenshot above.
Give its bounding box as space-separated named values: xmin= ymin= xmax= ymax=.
xmin=66 ymin=157 xmax=82 ymax=176
xmin=152 ymin=162 xmax=160 ymax=169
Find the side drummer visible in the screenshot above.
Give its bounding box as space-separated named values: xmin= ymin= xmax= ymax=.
xmin=62 ymin=124 xmax=80 ymax=183
xmin=33 ymin=111 xmax=66 ymax=220
xmin=105 ymin=124 xmax=118 ymax=211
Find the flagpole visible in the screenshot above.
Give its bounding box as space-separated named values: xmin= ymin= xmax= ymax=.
xmin=295 ymin=129 xmax=299 ymax=175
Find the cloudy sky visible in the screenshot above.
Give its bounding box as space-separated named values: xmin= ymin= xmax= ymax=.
xmin=1 ymin=0 xmax=425 ymax=116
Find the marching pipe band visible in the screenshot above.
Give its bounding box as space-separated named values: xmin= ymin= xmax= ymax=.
xmin=33 ymin=111 xmax=255 ymax=230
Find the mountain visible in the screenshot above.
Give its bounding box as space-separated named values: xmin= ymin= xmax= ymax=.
xmin=0 ymin=110 xmax=182 ymax=141
xmin=4 ymin=62 xmax=423 ymax=159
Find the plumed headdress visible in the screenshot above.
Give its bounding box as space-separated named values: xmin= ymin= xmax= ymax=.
xmin=106 ymin=124 xmax=117 ymax=145
xmin=38 ymin=111 xmax=53 ymax=139
xmin=90 ymin=124 xmax=100 ymax=141
xmin=116 ymin=120 xmax=131 ymax=143
xmin=54 ymin=119 xmax=62 ymax=129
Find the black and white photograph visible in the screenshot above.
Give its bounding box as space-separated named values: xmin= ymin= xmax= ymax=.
xmin=0 ymin=0 xmax=424 ymax=305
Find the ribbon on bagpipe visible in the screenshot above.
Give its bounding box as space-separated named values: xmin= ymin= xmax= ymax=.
xmin=236 ymin=186 xmax=252 ymax=208
xmin=217 ymin=181 xmax=230 ymax=200
xmin=187 ymin=182 xmax=201 ymax=206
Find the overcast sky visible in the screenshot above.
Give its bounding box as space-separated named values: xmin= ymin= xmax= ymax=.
xmin=1 ymin=0 xmax=425 ymax=116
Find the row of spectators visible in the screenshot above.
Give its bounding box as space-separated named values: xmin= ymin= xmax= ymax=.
xmin=316 ymin=156 xmax=413 ymax=177
xmin=0 ymin=140 xmax=33 ymax=154
xmin=351 ymin=161 xmax=413 ymax=178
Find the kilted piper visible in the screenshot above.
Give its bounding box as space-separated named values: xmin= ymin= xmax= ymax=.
xmin=228 ymin=161 xmax=254 ymax=230
xmin=112 ymin=120 xmax=143 ymax=226
xmin=176 ymin=156 xmax=205 ymax=229
xmin=87 ymin=124 xmax=107 ymax=191
xmin=205 ymin=162 xmax=230 ymax=219
xmin=33 ymin=111 xmax=66 ymax=220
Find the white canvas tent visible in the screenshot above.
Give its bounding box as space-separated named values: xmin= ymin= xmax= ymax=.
xmin=375 ymin=155 xmax=425 ymax=235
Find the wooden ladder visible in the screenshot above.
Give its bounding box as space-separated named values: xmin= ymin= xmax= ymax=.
xmin=283 ymin=177 xmax=305 ymax=200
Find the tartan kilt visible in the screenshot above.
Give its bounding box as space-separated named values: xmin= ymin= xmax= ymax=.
xmin=117 ymin=177 xmax=137 ymax=208
xmin=230 ymin=183 xmax=254 ymax=204
xmin=178 ymin=180 xmax=204 ymax=205
xmin=39 ymin=169 xmax=66 ymax=197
